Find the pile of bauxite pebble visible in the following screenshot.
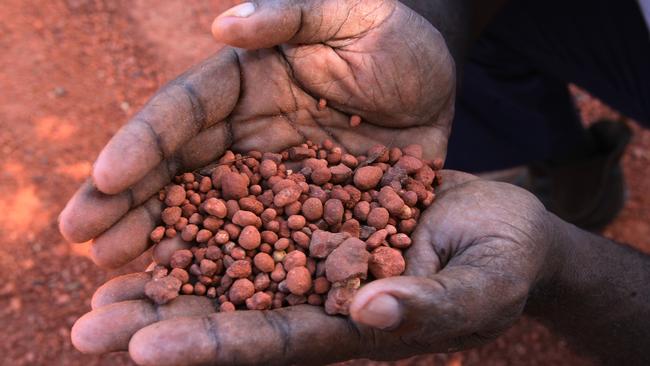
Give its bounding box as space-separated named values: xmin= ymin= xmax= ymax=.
xmin=145 ymin=141 xmax=441 ymax=315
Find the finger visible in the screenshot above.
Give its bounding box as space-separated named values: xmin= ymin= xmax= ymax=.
xmin=349 ymin=272 xmax=527 ymax=352
xmin=92 ymin=48 xmax=240 ymax=195
xmin=129 ymin=305 xmax=366 ymax=366
xmin=60 ymin=122 xmax=230 ymax=244
xmin=91 ymin=272 xmax=152 ymax=309
xmin=90 ymin=196 xmax=162 ymax=269
xmin=212 ymin=0 xmax=397 ymax=49
xmin=72 ymin=296 xmax=216 ymax=354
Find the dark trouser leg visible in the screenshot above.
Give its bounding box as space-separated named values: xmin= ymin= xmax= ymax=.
xmin=446 ymin=0 xmax=650 ymax=172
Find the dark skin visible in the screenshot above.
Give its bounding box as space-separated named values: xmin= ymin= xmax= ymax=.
xmin=62 ymin=0 xmax=650 ymax=365
xmin=71 ymin=170 xmax=650 ymax=365
xmin=71 ymin=170 xmax=553 ymax=364
xmin=59 ymin=0 xmax=455 ymax=268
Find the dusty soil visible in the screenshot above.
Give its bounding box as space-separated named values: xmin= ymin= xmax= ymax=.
xmin=0 ymin=1 xmax=647 ymax=365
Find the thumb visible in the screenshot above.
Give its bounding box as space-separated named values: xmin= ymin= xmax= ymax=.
xmin=349 ymin=275 xmax=455 ymax=331
xmin=349 ymin=270 xmax=527 ymax=345
xmin=211 ymin=0 xmax=396 ymax=49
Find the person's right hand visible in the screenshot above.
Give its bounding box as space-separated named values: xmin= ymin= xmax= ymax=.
xmin=59 ymin=0 xmax=455 ymax=269
xmin=71 ymin=171 xmax=561 ymax=366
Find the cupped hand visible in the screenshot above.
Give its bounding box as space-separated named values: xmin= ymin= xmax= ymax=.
xmin=59 ymin=0 xmax=455 ymax=269
xmin=71 ymin=171 xmax=558 ymax=365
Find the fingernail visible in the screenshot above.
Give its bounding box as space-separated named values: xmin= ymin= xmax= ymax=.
xmin=221 ymin=2 xmax=255 ymax=18
xmin=357 ymin=293 xmax=401 ymax=330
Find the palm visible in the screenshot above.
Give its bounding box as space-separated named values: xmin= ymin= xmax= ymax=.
xmin=218 ymin=2 xmax=454 ymax=156
xmin=71 ymin=171 xmax=554 ymax=366
xmin=59 ymin=0 xmax=455 ymax=270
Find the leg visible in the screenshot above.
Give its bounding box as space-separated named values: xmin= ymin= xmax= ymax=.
xmin=447 ymin=0 xmax=650 ymax=172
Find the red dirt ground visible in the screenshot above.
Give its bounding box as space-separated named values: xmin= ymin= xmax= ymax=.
xmin=0 ymin=1 xmax=648 ymax=365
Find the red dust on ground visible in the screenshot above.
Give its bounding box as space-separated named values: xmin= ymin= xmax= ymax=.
xmin=0 ymin=1 xmax=647 ymax=365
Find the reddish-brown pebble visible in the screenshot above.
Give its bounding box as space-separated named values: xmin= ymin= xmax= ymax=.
xmin=164 ymin=185 xmax=186 ymax=206
xmin=365 ymin=229 xmax=388 ymax=249
xmin=165 ymin=228 xmax=177 ymax=238
xmin=196 ymin=229 xmax=212 ymax=243
xmin=399 ymin=219 xmax=417 ymax=234
xmin=325 ymin=238 xmax=370 ymax=283
xmin=200 ymin=259 xmax=218 ymax=276
xmin=353 ymin=201 xmax=370 ymax=221
xmin=206 ymin=246 xmax=223 ymax=260
xmin=274 ymin=238 xmax=290 ymax=251
xmin=253 ymin=252 xmax=275 ymax=273
xmin=317 ymin=98 xmax=327 ymax=110
xmin=261 ymin=231 xmax=278 ymax=245
xmin=271 ymin=263 xmax=286 ymax=282
xmin=367 ymin=145 xmax=389 ymax=163
xmin=169 ymin=268 xmax=190 ymax=283
xmin=367 ymin=207 xmax=389 ymax=229
xmin=181 ymin=224 xmax=199 ymax=242
xmin=150 ymin=226 xmax=165 ymax=242
xmin=194 ymin=282 xmax=207 ymax=296
xmin=161 ymin=206 xmax=182 ymax=225
xmin=313 ymin=277 xmax=331 ymax=294
xmin=239 ymin=197 xmax=264 ymax=215
xmin=323 ymin=199 xmax=344 ymax=226
xmin=199 ymin=177 xmax=212 ymax=192
xmin=286 ymin=267 xmax=312 ymax=296
xmin=246 ymin=292 xmax=273 ymax=310
xmin=260 ymin=159 xmax=278 ymax=179
xmin=212 ymin=230 xmax=229 ymax=244
xmin=144 ymin=276 xmax=182 ymax=305
xmin=415 ymin=165 xmax=436 ymax=186
xmin=378 ymin=186 xmax=405 ymax=216
xmin=202 ymin=198 xmax=227 ymax=218
xmin=254 ymin=272 xmax=271 ymax=291
xmin=225 ymin=200 xmax=240 ymax=219
xmin=232 ymin=210 xmax=260 ymax=227
xmin=388 ymin=147 xmax=403 ymax=163
xmin=170 ymin=249 xmax=193 ymax=269
xmin=310 ymin=167 xmax=332 ymax=185
xmin=287 ymin=215 xmax=306 ymax=230
xmin=389 ymin=233 xmax=412 ymax=248
xmin=289 ymin=147 xmax=314 ymax=161
xmin=238 ymin=226 xmax=261 ymax=250
xmin=309 ymin=230 xmax=351 ymax=258
xmin=226 ymin=260 xmax=252 ymax=279
xmin=229 ymin=278 xmax=255 ymax=304
xmin=220 ymin=301 xmax=236 ymax=312
xmin=181 ymin=283 xmax=194 ymax=295
xmin=349 ymin=115 xmax=362 ymax=127
xmin=307 ymin=294 xmax=323 ymax=306
xmin=291 ymin=231 xmax=310 ymax=248
xmin=283 ymin=250 xmax=307 ymax=271
xmin=396 ymin=155 xmax=424 ymax=174
xmin=324 ymin=286 xmax=357 ymax=315
xmin=301 ymin=197 xmax=323 ymax=221
xmin=340 ymin=219 xmax=360 ymax=238
xmin=329 ymin=164 xmax=352 ymax=184
xmin=369 ymin=247 xmax=406 ymax=278
xmin=353 ymin=166 xmax=383 ymax=191
xmin=221 ymin=172 xmax=249 ymax=200
xmin=274 ymin=185 xmax=302 ymax=207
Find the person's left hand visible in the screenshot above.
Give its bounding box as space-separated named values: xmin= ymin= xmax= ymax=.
xmin=72 ymin=171 xmax=558 ymax=366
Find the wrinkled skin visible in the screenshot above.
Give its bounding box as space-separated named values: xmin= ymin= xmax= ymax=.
xmin=71 ymin=171 xmax=558 ymax=366
xmin=58 ymin=0 xmax=455 ymax=269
